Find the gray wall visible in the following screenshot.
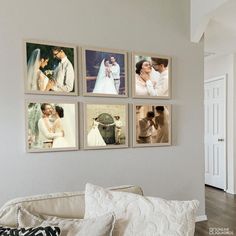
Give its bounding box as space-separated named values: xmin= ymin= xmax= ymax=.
xmin=0 ymin=0 xmax=205 ymax=216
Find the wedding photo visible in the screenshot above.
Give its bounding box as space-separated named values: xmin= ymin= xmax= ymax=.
xmin=82 ymin=47 xmax=127 ymax=97
xmin=132 ymin=53 xmax=171 ymax=99
xmin=24 ymin=40 xmax=77 ymax=95
xmin=26 ymin=101 xmax=78 ymax=152
xmin=133 ymin=104 xmax=171 ymax=147
xmin=84 ymin=103 xmax=128 ymax=149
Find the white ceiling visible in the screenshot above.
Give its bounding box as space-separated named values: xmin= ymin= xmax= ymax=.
xmin=211 ymin=0 xmax=236 ymax=31
xmin=204 ymin=0 xmax=236 ymax=57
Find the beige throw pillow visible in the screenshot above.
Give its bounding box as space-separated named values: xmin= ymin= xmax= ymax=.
xmin=85 ymin=183 xmax=199 ymax=236
xmin=18 ymin=207 xmax=115 ymax=236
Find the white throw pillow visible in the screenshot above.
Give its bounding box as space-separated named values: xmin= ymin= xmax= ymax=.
xmin=18 ymin=207 xmax=115 ymax=236
xmin=85 ymin=183 xmax=199 ymax=236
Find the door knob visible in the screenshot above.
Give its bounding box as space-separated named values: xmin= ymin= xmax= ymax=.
xmin=218 ymin=138 xmax=224 ymax=142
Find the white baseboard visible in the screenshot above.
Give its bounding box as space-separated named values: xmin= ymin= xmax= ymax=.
xmin=195 ymin=215 xmax=207 ymax=222
xmin=226 ymin=189 xmax=236 ymax=195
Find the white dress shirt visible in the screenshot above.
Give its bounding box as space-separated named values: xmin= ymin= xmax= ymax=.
xmin=145 ymin=69 xmax=168 ymax=96
xmin=156 ymin=69 xmax=168 ymax=96
xmin=53 ymin=56 xmax=75 ymax=92
xmin=115 ymin=120 xmax=123 ymax=129
xmin=110 ymin=63 xmax=120 ymax=79
xmin=139 ymin=118 xmax=153 ymax=137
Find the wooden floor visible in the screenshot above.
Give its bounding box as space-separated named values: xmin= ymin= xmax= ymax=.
xmin=195 ymin=186 xmax=236 ymax=235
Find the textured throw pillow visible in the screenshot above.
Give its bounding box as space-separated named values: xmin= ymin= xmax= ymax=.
xmin=0 ymin=226 xmax=60 ymax=236
xmin=85 ymin=183 xmax=199 ymax=236
xmin=17 ymin=207 xmax=114 ymax=236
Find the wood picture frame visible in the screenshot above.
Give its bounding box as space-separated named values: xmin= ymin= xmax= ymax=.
xmin=133 ymin=103 xmax=171 ymax=147
xmin=82 ymin=46 xmax=128 ymax=97
xmin=24 ymin=39 xmax=78 ymax=96
xmin=132 ymin=51 xmax=171 ymax=99
xmin=25 ymin=99 xmax=79 ymax=152
xmin=83 ymin=102 xmax=129 ymax=149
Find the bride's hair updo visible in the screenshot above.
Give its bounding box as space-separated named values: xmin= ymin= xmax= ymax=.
xmin=104 ymin=58 xmax=110 ymax=64
xmin=135 ymin=59 xmax=148 ymax=75
xmin=39 ymin=50 xmax=49 ymax=61
xmin=155 ymin=106 xmax=164 ymax=112
xmin=55 ymin=106 xmax=64 ymax=118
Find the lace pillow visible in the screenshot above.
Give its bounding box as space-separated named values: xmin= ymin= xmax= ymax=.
xmin=18 ymin=207 xmax=115 ymax=236
xmin=0 ymin=226 xmax=60 ymax=236
xmin=85 ymin=183 xmax=199 ymax=236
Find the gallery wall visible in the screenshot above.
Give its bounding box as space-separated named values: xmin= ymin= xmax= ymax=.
xmin=0 ymin=0 xmax=205 ymax=217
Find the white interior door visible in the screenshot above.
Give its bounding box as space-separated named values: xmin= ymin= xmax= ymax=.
xmin=204 ymin=75 xmax=226 ymax=190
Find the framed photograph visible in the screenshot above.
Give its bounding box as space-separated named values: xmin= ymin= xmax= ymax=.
xmin=132 ymin=52 xmax=171 ymax=99
xmin=24 ymin=40 xmax=78 ymax=95
xmin=82 ymin=47 xmax=128 ymax=97
xmin=133 ymin=104 xmax=171 ymax=147
xmin=83 ymin=103 xmax=129 ymax=149
xmin=25 ymin=100 xmax=79 ymax=152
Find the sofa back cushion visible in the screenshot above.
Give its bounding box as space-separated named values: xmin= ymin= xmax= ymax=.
xmin=0 ymin=185 xmax=143 ymax=227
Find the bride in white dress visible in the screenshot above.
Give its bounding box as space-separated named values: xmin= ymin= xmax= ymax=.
xmin=87 ymin=118 xmax=106 ymax=146
xmin=154 ymin=106 xmax=169 ymax=143
xmin=52 ymin=106 xmax=69 ymax=148
xmin=93 ymin=59 xmax=118 ymax=94
xmin=27 ymin=48 xmax=51 ymax=91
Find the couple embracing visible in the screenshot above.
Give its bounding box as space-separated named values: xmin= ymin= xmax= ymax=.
xmin=27 ymin=47 xmax=74 ymax=92
xmin=93 ymin=56 xmax=120 ymax=95
xmin=38 ymin=103 xmax=68 ymax=149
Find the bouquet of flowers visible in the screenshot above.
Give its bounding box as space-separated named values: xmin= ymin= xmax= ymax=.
xmin=45 ymin=70 xmax=55 ymax=81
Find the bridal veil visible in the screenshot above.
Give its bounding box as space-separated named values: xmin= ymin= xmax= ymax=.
xmin=93 ymin=59 xmax=106 ymax=93
xmin=27 ymin=48 xmax=40 ymax=90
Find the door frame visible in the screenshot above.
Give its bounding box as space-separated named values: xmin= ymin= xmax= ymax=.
xmin=204 ymin=74 xmax=227 ymax=191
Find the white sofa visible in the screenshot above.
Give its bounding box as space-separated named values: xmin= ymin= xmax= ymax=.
xmin=0 ymin=185 xmax=143 ymax=227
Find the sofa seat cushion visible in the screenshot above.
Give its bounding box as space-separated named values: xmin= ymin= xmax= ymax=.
xmin=0 ymin=185 xmax=142 ymax=227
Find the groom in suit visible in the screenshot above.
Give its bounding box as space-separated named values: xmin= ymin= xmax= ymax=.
xmin=114 ymin=116 xmax=123 ymax=144
xmin=138 ymin=111 xmax=155 ymax=143
xmin=151 ymin=57 xmax=169 ymax=96
xmin=51 ymin=47 xmax=75 ymax=92
xmin=110 ymin=56 xmax=120 ymax=94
